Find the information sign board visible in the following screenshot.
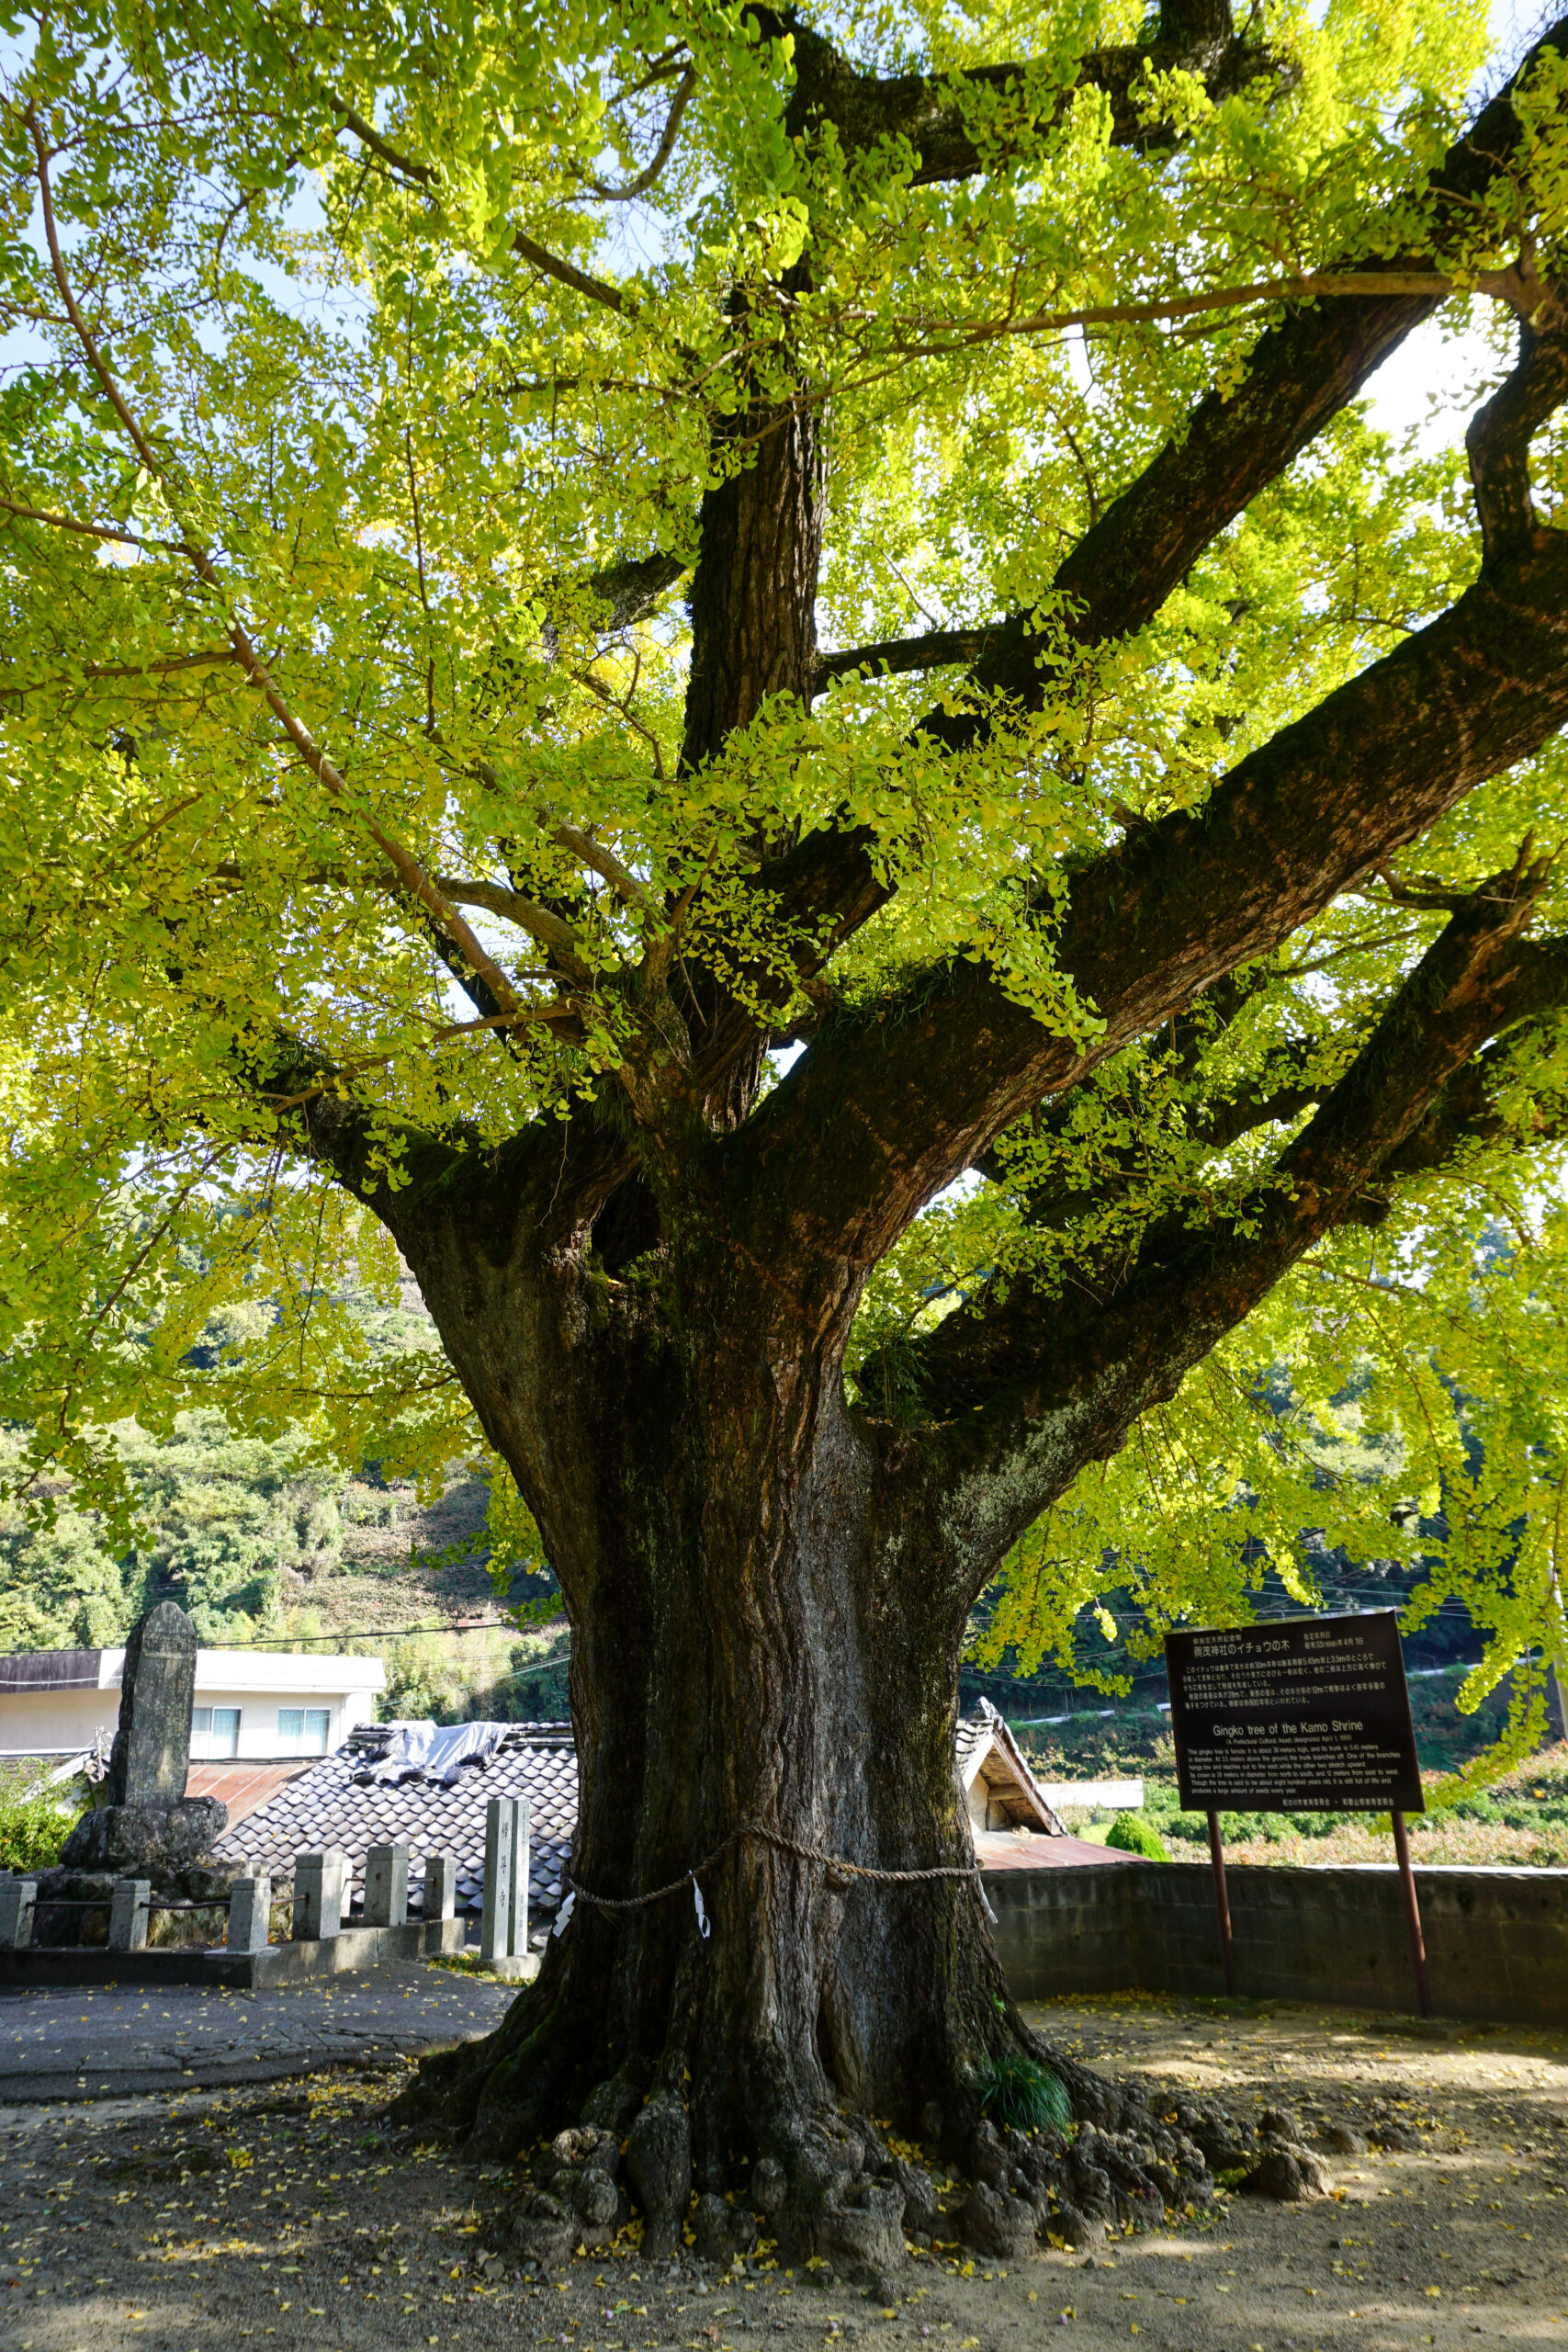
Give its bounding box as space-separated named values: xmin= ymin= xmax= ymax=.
xmin=1164 ymin=1611 xmax=1424 ymax=1815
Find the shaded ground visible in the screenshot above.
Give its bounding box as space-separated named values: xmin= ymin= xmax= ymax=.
xmin=3 ymin=1985 xmax=1565 ymax=2352
xmin=0 ymin=1962 xmax=514 ymax=2102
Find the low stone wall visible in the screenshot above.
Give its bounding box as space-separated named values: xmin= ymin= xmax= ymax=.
xmin=984 ymin=1858 xmax=1568 ymax=2026
xmin=0 ymin=1915 xmax=467 ymax=1991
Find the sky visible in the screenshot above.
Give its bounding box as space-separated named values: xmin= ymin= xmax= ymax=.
xmin=1359 ymin=0 xmax=1551 ymax=446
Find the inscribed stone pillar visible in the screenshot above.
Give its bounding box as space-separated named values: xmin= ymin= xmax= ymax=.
xmin=507 ymin=1797 xmax=530 ymax=1958
xmin=479 ymin=1796 xmax=517 ymax=1962
xmin=108 ymin=1601 xmax=197 ymax=1804
xmin=0 ymin=1878 xmax=36 ymax=1948
xmin=293 ymin=1848 xmax=345 ymax=1939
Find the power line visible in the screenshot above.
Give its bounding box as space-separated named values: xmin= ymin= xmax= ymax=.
xmin=205 ymin=1617 xmax=565 ymax=1651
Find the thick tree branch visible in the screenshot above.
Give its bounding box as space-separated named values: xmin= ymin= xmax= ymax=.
xmin=244 ymin=1028 xmax=637 ymax=1258
xmin=877 ymin=267 xmax=1532 ymax=367
xmin=932 ymin=30 xmax=1568 ymax=729
xmin=209 ymin=860 xmax=584 ymax=963
xmin=1374 ymin=933 xmax=1568 ymax=1182
xmin=876 ymin=862 xmax=1568 ymax=1571
xmin=239 ymin=1035 xmax=460 ymax=1220
xmin=815 ymin=627 xmax=991 ymax=683
xmin=698 ymin=14 xmax=1568 ymax=1068
xmin=547 ymin=822 xmax=654 ymax=914
xmin=435 ymin=876 xmax=583 ymax=960
xmin=775 ymin=0 xmax=1273 ymax=186
xmin=1467 ymin=281 xmax=1568 ymax=560
xmin=969 ymin=1057 xmax=1326 ymax=1233
xmin=415 ymin=910 xmax=520 ymax=1032
xmin=580 ymin=549 xmax=688 ymax=631
xmin=511 ymin=230 xmax=639 ymax=322
xmin=747 ymin=506 xmax=1568 ymax=1275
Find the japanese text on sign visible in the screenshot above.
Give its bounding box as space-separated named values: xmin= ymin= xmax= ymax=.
xmin=1164 ymin=1611 xmax=1424 ymax=1814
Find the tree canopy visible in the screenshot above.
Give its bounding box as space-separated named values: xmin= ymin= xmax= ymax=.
xmin=4 ymin=0 xmax=1568 ymax=1803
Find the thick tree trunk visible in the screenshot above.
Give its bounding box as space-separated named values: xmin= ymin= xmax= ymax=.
xmin=389 ymin=285 xmax=1077 ymax=2259
xmin=389 ymin=1191 xmax=1029 ymax=2260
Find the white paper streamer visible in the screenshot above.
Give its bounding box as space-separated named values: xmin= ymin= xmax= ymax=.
xmin=692 ymin=1877 xmax=711 ymax=1939
xmin=552 ymin=1889 xmax=576 ymax=1936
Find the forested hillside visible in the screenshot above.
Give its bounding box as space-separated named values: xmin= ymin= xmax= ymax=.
xmin=0 ymin=1254 xmax=569 ymax=1719
xmin=0 ymin=1413 xmax=569 ymax=1720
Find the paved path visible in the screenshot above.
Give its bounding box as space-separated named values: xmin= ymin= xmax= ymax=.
xmin=0 ymin=1959 xmax=515 ymax=2102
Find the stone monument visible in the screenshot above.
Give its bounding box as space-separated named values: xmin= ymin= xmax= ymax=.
xmin=38 ymin=1600 xmax=235 ymax=1943
xmin=109 ymin=1599 xmax=200 ymax=1802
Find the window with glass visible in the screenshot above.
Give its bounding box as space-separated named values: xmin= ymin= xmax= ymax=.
xmin=277 ymin=1707 xmax=331 ymax=1754
xmin=191 ymin=1705 xmax=241 ymax=1758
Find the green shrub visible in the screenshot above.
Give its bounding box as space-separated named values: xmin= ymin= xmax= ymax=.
xmin=0 ymin=1763 xmax=82 ymax=1871
xmin=976 ymin=2051 xmax=1072 ymax=2132
xmin=1105 ymin=1811 xmax=1170 ymax=1862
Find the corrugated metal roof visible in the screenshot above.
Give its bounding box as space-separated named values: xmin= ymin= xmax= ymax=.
xmin=0 ymin=1645 xmax=387 ymax=1693
xmin=976 ymin=1830 xmax=1138 ymax=1870
xmin=185 ymin=1758 xmax=314 ymax=1827
xmin=0 ymin=1649 xmax=105 ymax=1690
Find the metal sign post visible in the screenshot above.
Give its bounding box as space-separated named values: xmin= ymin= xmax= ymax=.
xmin=1390 ymin=1808 xmax=1432 ymax=2018
xmin=1165 ymin=1611 xmax=1430 ymax=2015
xmin=1205 ymin=1808 xmax=1235 ymax=1996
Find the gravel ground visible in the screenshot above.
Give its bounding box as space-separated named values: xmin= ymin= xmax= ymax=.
xmin=2 ymin=1985 xmax=1565 ymax=2352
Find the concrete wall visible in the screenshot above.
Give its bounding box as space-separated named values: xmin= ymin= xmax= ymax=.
xmin=1039 ymin=1781 xmax=1145 ymax=1812
xmin=985 ymin=1859 xmax=1568 ymax=2027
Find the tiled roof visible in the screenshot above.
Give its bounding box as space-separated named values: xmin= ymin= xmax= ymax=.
xmin=212 ymin=1722 xmax=577 ymax=1918
xmin=213 ymin=1707 xmax=1064 ymax=1919
xmin=953 ymin=1713 xmax=992 ymax=1787
xmin=956 ymin=1699 xmax=1067 ymax=1836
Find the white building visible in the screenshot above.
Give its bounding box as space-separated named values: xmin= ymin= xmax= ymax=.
xmin=0 ymin=1646 xmax=386 ymax=1762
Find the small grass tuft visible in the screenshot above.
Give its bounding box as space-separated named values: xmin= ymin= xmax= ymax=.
xmin=976 ymin=2051 xmax=1072 ymax=2132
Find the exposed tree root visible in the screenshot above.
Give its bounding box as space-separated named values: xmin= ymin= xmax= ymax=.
xmin=389 ymin=1970 xmax=1291 ymax=2286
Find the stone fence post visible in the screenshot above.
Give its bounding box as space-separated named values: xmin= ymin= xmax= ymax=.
xmin=293 ymin=1849 xmax=346 ymax=1939
xmin=365 ymin=1844 xmax=410 ymax=1928
xmin=227 ymin=1872 xmax=272 ymax=1953
xmin=108 ymin=1878 xmax=152 ymax=1951
xmin=423 ymin=1850 xmax=457 ymax=1923
xmin=0 ymin=1878 xmax=36 ymax=1949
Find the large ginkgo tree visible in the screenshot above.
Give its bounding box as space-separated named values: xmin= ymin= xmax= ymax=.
xmin=5 ymin=0 xmax=1568 ymax=2226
